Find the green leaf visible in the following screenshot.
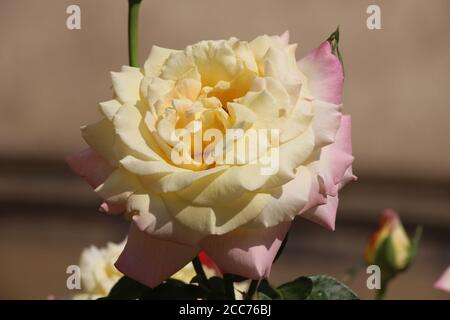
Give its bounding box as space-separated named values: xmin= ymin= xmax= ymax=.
xmin=257 ymin=279 xmax=281 ymax=300
xmin=276 ymin=277 xmax=313 ymax=300
xmin=327 ymin=26 xmax=344 ymax=73
xmin=257 ymin=292 xmax=273 ymax=300
xmin=100 ymin=276 xmax=149 ymax=300
xmin=307 ymin=275 xmax=359 ymax=300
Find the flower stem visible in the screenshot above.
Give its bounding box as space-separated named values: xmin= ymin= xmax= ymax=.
xmin=192 ymin=256 xmax=208 ymax=283
xmin=128 ymin=0 xmax=142 ymax=67
xmin=244 ymin=279 xmax=260 ymax=300
xmin=223 ymin=274 xmax=235 ymax=300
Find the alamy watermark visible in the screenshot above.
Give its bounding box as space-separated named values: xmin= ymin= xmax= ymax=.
xmin=66 ymin=265 xmax=81 ymax=290
xmin=66 ymin=5 xmax=81 ymax=30
xmin=170 ymin=121 xmax=280 ymax=175
xmin=366 ymin=5 xmax=381 ymax=30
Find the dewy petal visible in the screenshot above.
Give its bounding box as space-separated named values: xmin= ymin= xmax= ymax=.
xmin=434 ymin=266 xmax=450 ymax=293
xmin=199 ymin=222 xmax=290 ymax=279
xmin=115 ymin=223 xmax=199 ymax=288
xmin=65 ymin=148 xmax=113 ymax=188
xmin=297 ymin=41 xmax=344 ymax=105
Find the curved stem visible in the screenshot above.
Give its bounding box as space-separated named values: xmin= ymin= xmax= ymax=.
xmin=244 ymin=279 xmax=259 ymax=300
xmin=128 ymin=0 xmax=142 ymax=67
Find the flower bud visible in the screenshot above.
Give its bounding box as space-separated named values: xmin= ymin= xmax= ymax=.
xmin=365 ymin=209 xmax=420 ymax=276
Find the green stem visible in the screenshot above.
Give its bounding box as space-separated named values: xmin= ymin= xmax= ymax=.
xmin=223 ymin=274 xmax=235 ymax=300
xmin=128 ymin=0 xmax=142 ymax=67
xmin=244 ymin=279 xmax=259 ymax=300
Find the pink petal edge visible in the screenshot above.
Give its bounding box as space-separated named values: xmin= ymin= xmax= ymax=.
xmin=434 ymin=266 xmax=450 ymax=293
xmin=298 ymin=41 xmax=344 ymax=105
xmin=115 ymin=223 xmax=199 ymax=288
xmin=280 ymin=30 xmax=290 ymax=45
xmin=199 ymin=222 xmax=291 ymax=279
xmin=65 ymin=148 xmax=112 ymax=188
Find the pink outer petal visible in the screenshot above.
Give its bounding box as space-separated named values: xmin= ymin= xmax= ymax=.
xmin=434 ymin=266 xmax=450 ymax=293
xmin=299 ymin=174 xmax=327 ymax=214
xmin=320 ymin=115 xmax=355 ymax=196
xmin=298 ymin=41 xmax=344 ymax=105
xmin=300 ymin=116 xmax=355 ymax=230
xmin=199 ymin=222 xmax=291 ymax=279
xmin=65 ymin=148 xmax=112 ymax=188
xmin=280 ymin=30 xmax=290 ymax=45
xmin=99 ymin=202 xmax=126 ymax=215
xmin=115 ymin=223 xmax=199 ymax=288
xmin=302 ymin=195 xmax=339 ymax=231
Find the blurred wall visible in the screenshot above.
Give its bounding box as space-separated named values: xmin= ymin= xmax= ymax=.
xmin=0 ymin=0 xmax=449 ymax=299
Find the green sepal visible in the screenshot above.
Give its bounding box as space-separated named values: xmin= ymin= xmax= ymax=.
xmin=327 ymin=26 xmax=344 ymax=73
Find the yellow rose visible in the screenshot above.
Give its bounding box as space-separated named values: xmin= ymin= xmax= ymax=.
xmin=73 ymin=240 xmax=125 ymax=300
xmin=74 ymin=242 xmax=218 ymax=300
xmin=67 ymin=32 xmax=355 ymax=287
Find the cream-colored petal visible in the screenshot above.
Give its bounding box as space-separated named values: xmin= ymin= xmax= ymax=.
xmin=252 ymin=166 xmax=313 ymax=227
xmin=98 ymin=99 xmax=122 ymax=121
xmin=81 ymin=118 xmax=117 ymax=166
xmin=163 ymin=191 xmax=272 ymax=235
xmin=111 ymin=67 xmax=143 ymax=103
xmin=113 ymin=103 xmax=165 ymax=161
xmin=95 ymin=168 xmax=140 ymax=204
xmin=144 ymin=45 xmax=179 ymax=77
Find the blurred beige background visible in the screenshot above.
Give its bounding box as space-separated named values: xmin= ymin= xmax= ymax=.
xmin=0 ymin=0 xmax=449 ymax=299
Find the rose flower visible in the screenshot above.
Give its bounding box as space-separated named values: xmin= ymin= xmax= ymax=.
xmin=67 ymin=31 xmax=355 ymax=287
